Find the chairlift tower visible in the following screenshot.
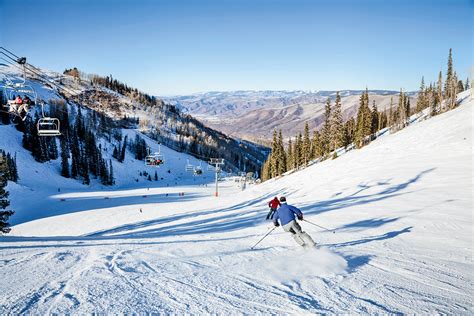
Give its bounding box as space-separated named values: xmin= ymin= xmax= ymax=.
xmin=209 ymin=158 xmax=224 ymax=197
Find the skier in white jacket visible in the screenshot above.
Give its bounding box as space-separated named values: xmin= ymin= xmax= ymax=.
xmin=273 ymin=196 xmax=316 ymax=247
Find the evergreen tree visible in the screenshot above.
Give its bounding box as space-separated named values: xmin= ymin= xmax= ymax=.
xmin=387 ymin=97 xmax=394 ymax=127
xmin=108 ymin=160 xmax=114 ymax=185
xmin=286 ymin=138 xmax=293 ymax=170
xmin=404 ymin=94 xmax=411 ymax=123
xmin=330 ymin=92 xmax=344 ymax=151
xmin=270 ymin=130 xmax=278 ymax=177
xmin=354 ymin=90 xmax=371 ymax=147
xmin=321 ymin=98 xmax=332 ymax=154
xmin=465 ymin=77 xmax=470 ymax=90
xmin=119 ymin=135 xmax=127 ymax=162
xmin=311 ymin=130 xmax=322 ymax=159
xmin=277 ymin=130 xmax=286 ymax=175
xmin=378 ymin=110 xmax=387 ymax=131
xmin=60 ymin=136 xmax=70 ymax=178
xmin=48 ymin=137 xmax=59 ymax=160
xmin=294 ymin=133 xmax=301 ymax=167
xmin=261 ymin=158 xmax=271 ymax=181
xmin=302 ymin=122 xmax=311 ymax=166
xmin=343 ymin=118 xmax=355 ymax=148
xmin=112 ymin=146 xmax=119 ymax=160
xmin=0 ymin=154 xmax=14 ymax=234
xmin=0 ymin=93 xmax=10 ymax=125
xmin=436 ymin=71 xmax=443 ymax=114
xmin=397 ymin=89 xmax=407 ymax=130
xmin=81 ymin=153 xmax=90 ymax=185
xmin=457 ymin=79 xmax=464 ymax=92
xmin=70 ymin=131 xmax=79 ymax=179
xmin=444 ymin=49 xmax=457 ymax=110
xmin=363 ymin=90 xmax=372 ymax=138
xmin=416 ymin=76 xmax=426 ymax=112
xmin=154 ymin=170 xmax=158 ymax=181
xmin=444 ymin=48 xmax=453 ymax=97
xmin=370 ymin=100 xmax=379 ymax=135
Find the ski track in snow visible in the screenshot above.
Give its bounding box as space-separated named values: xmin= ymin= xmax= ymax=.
xmin=0 ymin=91 xmax=473 ymax=313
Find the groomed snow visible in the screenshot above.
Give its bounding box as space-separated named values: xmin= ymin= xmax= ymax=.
xmin=0 ymin=91 xmax=472 ymax=314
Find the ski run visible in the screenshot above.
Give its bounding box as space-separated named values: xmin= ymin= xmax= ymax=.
xmin=0 ymin=90 xmax=473 ymax=314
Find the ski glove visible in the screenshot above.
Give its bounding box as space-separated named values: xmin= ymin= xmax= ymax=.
xmin=274 ymin=222 xmax=280 ymax=227
xmin=297 ymin=214 xmax=303 ymax=220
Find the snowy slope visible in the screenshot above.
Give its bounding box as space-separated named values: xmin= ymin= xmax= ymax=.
xmin=0 ymin=91 xmax=472 ymax=314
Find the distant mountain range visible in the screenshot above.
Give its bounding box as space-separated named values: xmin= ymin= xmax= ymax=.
xmin=162 ymin=90 xmax=418 ymax=142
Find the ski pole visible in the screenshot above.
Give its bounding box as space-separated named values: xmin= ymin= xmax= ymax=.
xmin=250 ymin=226 xmax=277 ymax=250
xmin=303 ymin=219 xmax=336 ymax=234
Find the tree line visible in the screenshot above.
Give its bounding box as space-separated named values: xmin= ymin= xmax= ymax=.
xmin=0 ymin=152 xmax=14 ymax=234
xmin=261 ymin=49 xmax=470 ymax=181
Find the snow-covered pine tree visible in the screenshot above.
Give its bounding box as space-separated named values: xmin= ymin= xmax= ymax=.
xmin=444 ymin=48 xmax=458 ymax=110
xmin=302 ymin=122 xmax=311 ymax=166
xmin=416 ymin=76 xmax=426 ymax=113
xmin=343 ymin=118 xmax=355 ymax=149
xmin=404 ymin=94 xmax=410 ymax=124
xmin=457 ymin=78 xmax=465 ymax=92
xmin=397 ymin=89 xmax=406 ymax=130
xmin=311 ymin=130 xmax=322 ymax=159
xmin=321 ymin=97 xmax=332 ymax=155
xmin=0 ymin=93 xmax=10 ymax=124
xmin=363 ymin=90 xmax=372 ymax=141
xmin=378 ymin=110 xmax=387 ymax=131
xmin=387 ymin=97 xmax=394 ymax=127
xmin=330 ymin=91 xmax=344 ymax=152
xmin=119 ymin=135 xmax=127 ymax=162
xmin=0 ymin=154 xmax=14 ymax=234
xmin=60 ymin=136 xmax=70 ymax=178
xmin=277 ymin=130 xmax=286 ymax=175
xmin=355 ymin=90 xmax=371 ymax=148
xmin=82 ymin=155 xmax=90 ymax=185
xmin=465 ymin=77 xmax=470 ymax=90
xmin=112 ymin=145 xmax=119 ymax=160
xmin=444 ymin=48 xmax=453 ymax=97
xmin=296 ymin=133 xmax=303 ymax=167
xmin=270 ymin=129 xmax=278 ymax=178
xmin=370 ymin=100 xmax=378 ymax=136
xmin=286 ymin=138 xmax=293 ymax=171
xmin=436 ymin=71 xmax=443 ymax=115
xmin=108 ymin=160 xmax=114 ymax=185
xmin=260 ymin=158 xmax=271 ymax=181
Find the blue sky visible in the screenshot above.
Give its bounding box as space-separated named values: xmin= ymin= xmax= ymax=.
xmin=0 ymin=0 xmax=472 ymax=95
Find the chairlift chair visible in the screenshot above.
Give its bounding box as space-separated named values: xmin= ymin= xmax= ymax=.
xmin=2 ymin=83 xmax=37 ymax=120
xmin=194 ymin=166 xmax=203 ymax=175
xmin=145 ymin=146 xmax=165 ymax=167
xmin=145 ymin=153 xmax=164 ymax=167
xmin=37 ymin=117 xmax=61 ymax=136
xmin=185 ymin=159 xmax=194 ymax=172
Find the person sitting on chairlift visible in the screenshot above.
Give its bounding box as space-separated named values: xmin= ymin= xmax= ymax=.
xmin=22 ymin=95 xmax=31 ymax=112
xmin=15 ymin=95 xmax=23 ymax=106
xmin=7 ymin=95 xmax=22 ymax=113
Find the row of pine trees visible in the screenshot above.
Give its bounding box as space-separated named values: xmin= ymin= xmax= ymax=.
xmin=0 ymin=149 xmax=18 ymax=183
xmin=0 ymin=152 xmax=14 ymax=233
xmin=261 ymin=49 xmax=470 ymax=181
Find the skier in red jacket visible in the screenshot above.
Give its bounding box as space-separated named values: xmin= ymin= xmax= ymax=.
xmin=266 ymin=196 xmax=281 ymax=220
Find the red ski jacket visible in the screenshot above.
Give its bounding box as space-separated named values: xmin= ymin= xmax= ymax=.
xmin=268 ymin=198 xmax=281 ymax=209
